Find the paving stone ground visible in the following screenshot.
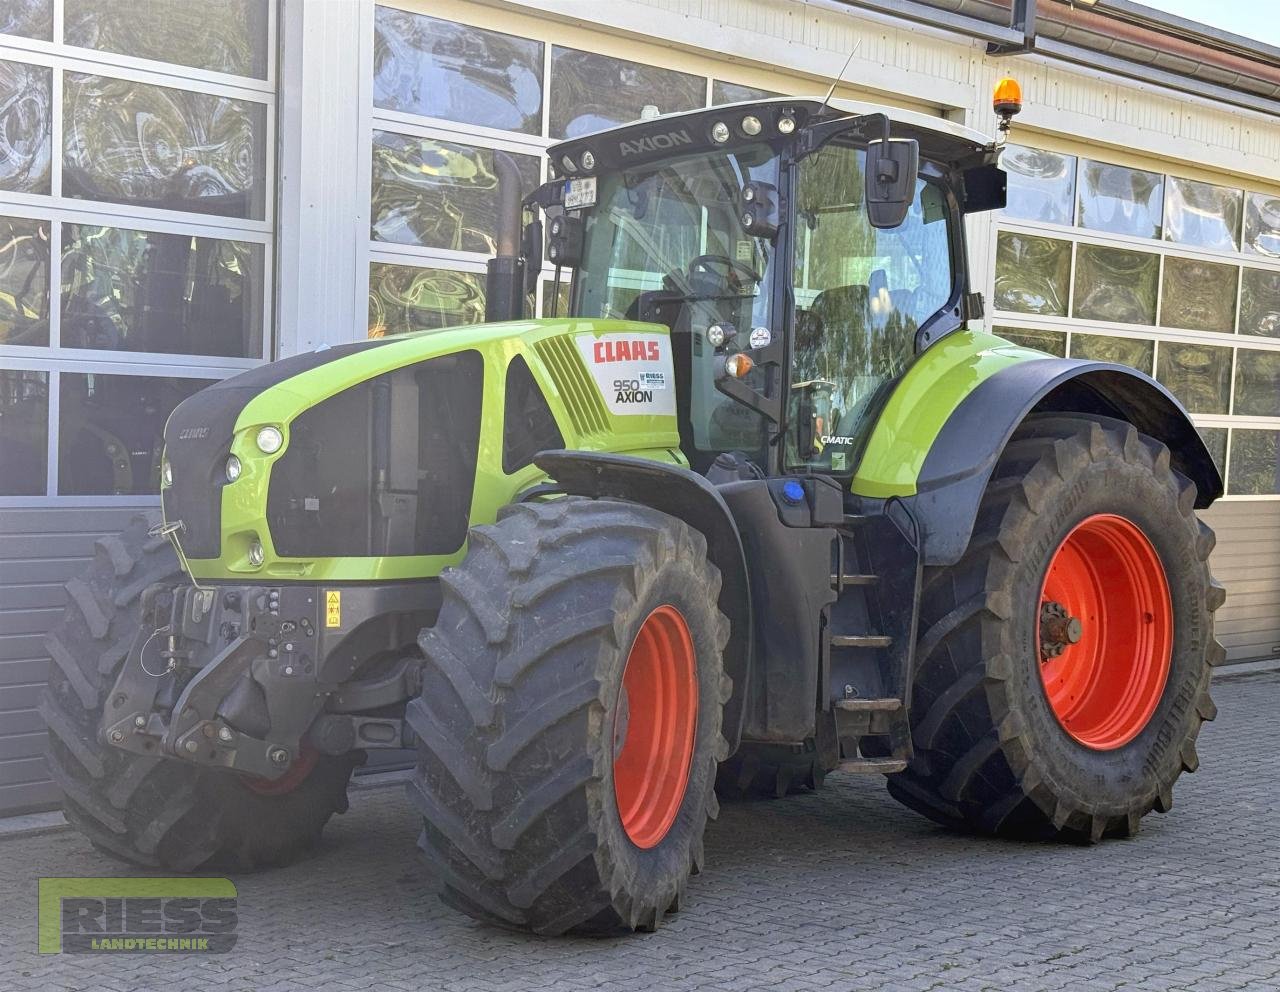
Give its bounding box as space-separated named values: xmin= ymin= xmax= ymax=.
xmin=4 ymin=666 xmax=1278 ymax=992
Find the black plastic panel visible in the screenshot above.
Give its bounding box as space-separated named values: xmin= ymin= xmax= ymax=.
xmin=502 ymin=354 xmax=564 ymax=474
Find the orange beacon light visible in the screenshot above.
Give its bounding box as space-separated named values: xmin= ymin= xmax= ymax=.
xmin=994 ymin=76 xmax=1023 ymax=136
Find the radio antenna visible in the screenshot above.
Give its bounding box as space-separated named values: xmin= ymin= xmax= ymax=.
xmin=818 ymin=38 xmax=862 ymax=115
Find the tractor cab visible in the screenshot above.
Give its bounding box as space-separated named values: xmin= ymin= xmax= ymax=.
xmin=517 ymin=97 xmax=1003 ymax=478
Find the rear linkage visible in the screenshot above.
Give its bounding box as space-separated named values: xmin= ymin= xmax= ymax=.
xmin=100 ymin=581 xmax=427 ymax=781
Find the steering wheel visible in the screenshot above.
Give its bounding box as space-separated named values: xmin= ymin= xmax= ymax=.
xmin=687 ymin=253 xmax=760 ymax=290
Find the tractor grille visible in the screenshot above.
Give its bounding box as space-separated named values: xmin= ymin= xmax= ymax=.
xmin=533 ymin=335 xmax=609 ymax=439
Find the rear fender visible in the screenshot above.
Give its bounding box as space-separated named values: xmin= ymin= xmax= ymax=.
xmin=533 ymin=450 xmax=753 ymax=751
xmin=908 ymin=358 xmax=1223 ymax=566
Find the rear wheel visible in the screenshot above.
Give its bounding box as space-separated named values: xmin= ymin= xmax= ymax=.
xmin=43 ymin=513 xmax=359 ymax=871
xmin=409 ymin=498 xmax=730 ymax=935
xmin=886 ymin=415 xmax=1224 ymax=842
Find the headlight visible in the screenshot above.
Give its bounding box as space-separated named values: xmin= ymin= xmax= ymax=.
xmin=777 ymin=115 xmax=796 ymax=135
xmin=247 ymin=540 xmax=265 ymax=567
xmin=560 ymin=154 xmax=576 ymax=174
xmin=256 ymin=426 xmax=283 ymax=453
xmin=706 ymin=324 xmax=727 ymax=347
xmin=162 ymin=460 xmax=172 ymax=487
xmin=580 ymin=150 xmax=595 ymax=171
xmin=710 ymin=121 xmax=731 ymax=144
xmin=225 ymin=455 xmax=242 ymax=482
xmin=741 ymin=115 xmax=762 ymax=136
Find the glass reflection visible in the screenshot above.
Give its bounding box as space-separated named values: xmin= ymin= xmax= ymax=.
xmin=1233 ymin=350 xmax=1280 ymax=419
xmin=1241 ymin=267 xmax=1280 ymax=338
xmin=0 ymin=369 xmax=48 ymax=495
xmin=371 ymin=133 xmax=539 ymax=253
xmin=1164 ymin=176 xmax=1241 ymax=252
xmin=1245 ymin=192 xmax=1280 ymax=258
xmin=0 ymin=216 xmax=49 ymax=346
xmin=994 ymin=232 xmax=1070 ymax=315
xmin=550 ymin=46 xmax=704 ymax=139
xmin=368 ymin=264 xmax=485 ymax=337
xmin=1228 ymin=429 xmax=1280 ymax=496
xmin=65 ymin=0 xmax=269 ymax=78
xmin=1072 ymin=244 xmax=1158 ymax=324
xmin=712 ymin=81 xmax=780 ymax=105
xmin=0 ymin=60 xmax=51 ymax=194
xmin=1070 ymin=332 xmax=1153 ymax=374
xmin=58 ymin=373 xmax=214 ymax=495
xmin=1000 ymin=145 xmax=1075 ymax=226
xmin=63 ymin=72 xmax=267 ymax=220
xmin=1155 ymin=342 xmax=1231 ymax=415
xmin=992 ymin=326 xmax=1066 ymax=356
xmin=373 ymin=7 xmax=544 ymax=135
xmin=1198 ymin=426 xmax=1227 ymax=475
xmin=1160 ymin=256 xmax=1237 ymax=333
xmin=0 ymin=0 xmax=51 ymax=40
xmin=61 ymin=224 xmax=263 ymax=358
xmin=541 ymin=278 xmax=570 ymax=318
xmin=1078 ymin=160 xmax=1163 ymax=239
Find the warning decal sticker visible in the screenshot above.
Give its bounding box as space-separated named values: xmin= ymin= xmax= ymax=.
xmin=325 ymin=590 xmax=341 ymax=628
xmin=575 ymin=332 xmax=677 ymax=417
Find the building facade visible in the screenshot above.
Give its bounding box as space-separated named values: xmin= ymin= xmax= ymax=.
xmin=1 ymin=0 xmax=1278 ymax=815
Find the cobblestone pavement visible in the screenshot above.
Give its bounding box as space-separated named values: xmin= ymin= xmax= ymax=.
xmin=5 ymin=666 xmax=1279 ymax=992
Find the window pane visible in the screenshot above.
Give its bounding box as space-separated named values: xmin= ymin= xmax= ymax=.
xmin=58 ymin=373 xmax=214 ymax=495
xmin=1155 ymin=342 xmax=1232 ymax=414
xmin=0 ymin=0 xmax=51 ymax=40
xmin=712 ymin=80 xmax=779 ymax=105
xmin=1241 ymin=267 xmax=1280 ymax=338
xmin=992 ymin=325 xmax=1066 ymax=356
xmin=1233 ymin=350 xmax=1280 ymax=418
xmin=1164 ymin=176 xmax=1241 ymax=252
xmin=65 ymin=0 xmax=269 ymax=78
xmin=1070 ymin=332 xmax=1153 ymax=374
xmin=1198 ymin=426 xmax=1227 ymax=475
xmin=1072 ymin=244 xmax=1158 ymax=324
xmin=541 ymin=278 xmax=569 ymax=318
xmin=368 ymin=264 xmax=486 ymax=337
xmin=0 ymin=60 xmax=51 ymax=194
xmin=1160 ymin=256 xmax=1237 ymax=333
xmin=550 ymin=47 xmax=705 ymax=139
xmin=63 ymin=73 xmax=267 ymax=220
xmin=994 ymin=232 xmax=1069 ymax=315
xmin=1000 ymin=145 xmax=1075 ymax=226
xmin=371 ymin=133 xmax=539 ymax=253
xmin=1078 ymin=160 xmax=1163 ymax=239
xmin=0 ymin=216 xmax=50 ymax=346
xmin=372 ymin=7 xmax=543 ymax=135
xmin=1228 ymin=429 xmax=1280 ymax=496
xmin=0 ymin=369 xmax=48 ymax=495
xmin=1244 ymin=192 xmax=1280 ymax=259
xmin=61 ymin=224 xmax=263 ymax=358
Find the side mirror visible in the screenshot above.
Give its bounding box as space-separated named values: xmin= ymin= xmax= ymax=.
xmin=865 ymin=137 xmax=919 ymax=229
xmin=521 ymin=216 xmax=542 ymax=296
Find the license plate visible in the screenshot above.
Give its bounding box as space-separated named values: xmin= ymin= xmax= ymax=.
xmin=563 ymin=177 xmax=597 ymax=210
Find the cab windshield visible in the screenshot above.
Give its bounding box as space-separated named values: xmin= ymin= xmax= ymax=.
xmin=573 ymin=144 xmax=781 ymax=466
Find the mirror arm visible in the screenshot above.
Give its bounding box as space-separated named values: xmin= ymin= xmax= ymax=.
xmin=790 ymin=112 xmax=890 ymax=164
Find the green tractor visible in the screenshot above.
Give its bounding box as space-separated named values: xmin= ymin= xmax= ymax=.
xmin=45 ymin=90 xmax=1224 ymax=936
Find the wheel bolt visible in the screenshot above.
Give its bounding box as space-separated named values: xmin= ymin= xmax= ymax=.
xmin=218 ymin=727 xmax=233 ymax=742
xmin=269 ymin=747 xmax=289 ymax=765
xmin=109 ymin=730 xmax=124 ymax=744
xmin=184 ymin=740 xmax=199 ymax=753
xmin=134 ymin=715 xmax=146 ymax=728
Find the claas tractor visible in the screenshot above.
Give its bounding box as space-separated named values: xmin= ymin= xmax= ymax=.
xmin=45 ymin=84 xmax=1225 ymax=936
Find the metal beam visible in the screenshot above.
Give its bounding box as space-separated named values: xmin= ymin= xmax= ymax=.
xmin=987 ymin=0 xmax=1037 ymax=57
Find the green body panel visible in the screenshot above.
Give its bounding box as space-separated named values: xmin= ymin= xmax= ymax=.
xmin=171 ymin=319 xmax=682 ymax=582
xmin=850 ymin=329 xmax=1044 ymax=499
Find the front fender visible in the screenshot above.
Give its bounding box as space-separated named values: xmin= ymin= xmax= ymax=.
xmin=908 ymin=357 xmax=1222 ymax=566
xmin=533 ymin=450 xmax=753 ymax=751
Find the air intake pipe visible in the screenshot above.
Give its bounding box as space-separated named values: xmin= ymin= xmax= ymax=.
xmin=485 ymin=151 xmax=526 ymax=322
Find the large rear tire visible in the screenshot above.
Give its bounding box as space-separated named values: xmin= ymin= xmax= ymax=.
xmin=43 ymin=513 xmax=359 ymax=871
xmin=409 ymin=498 xmax=730 ymax=935
xmin=885 ymin=415 xmax=1224 ymax=842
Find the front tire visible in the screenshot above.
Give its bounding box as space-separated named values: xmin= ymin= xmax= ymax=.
xmin=409 ymin=498 xmax=730 ymax=935
xmin=886 ymin=415 xmax=1224 ymax=842
xmin=43 ymin=514 xmax=359 ymax=871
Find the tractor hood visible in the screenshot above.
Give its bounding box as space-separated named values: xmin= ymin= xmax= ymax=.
xmin=160 ymin=319 xmax=684 ymax=582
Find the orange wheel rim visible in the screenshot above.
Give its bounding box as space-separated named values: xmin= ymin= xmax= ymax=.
xmin=612 ymin=605 xmax=699 ymax=849
xmin=1037 ymin=513 xmax=1173 ymax=750
xmin=244 ymin=744 xmax=319 ymax=796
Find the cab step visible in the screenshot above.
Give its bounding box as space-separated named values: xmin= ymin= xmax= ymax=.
xmin=837 ymin=758 xmax=908 ymax=774
xmin=834 ymin=697 xmax=901 ymax=713
xmin=830 ymin=634 xmax=892 ymax=649
xmin=831 ymin=572 xmax=878 ymax=588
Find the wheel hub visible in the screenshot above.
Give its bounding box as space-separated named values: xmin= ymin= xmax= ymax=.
xmin=1039 ymin=600 xmax=1083 ymax=660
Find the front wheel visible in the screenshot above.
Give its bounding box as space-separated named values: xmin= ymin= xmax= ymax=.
xmin=409 ymin=498 xmax=730 ymax=935
xmin=887 ymin=415 xmax=1224 ymax=842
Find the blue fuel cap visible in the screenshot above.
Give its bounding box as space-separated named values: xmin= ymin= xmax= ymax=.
xmin=781 ymin=480 xmax=806 ymax=506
